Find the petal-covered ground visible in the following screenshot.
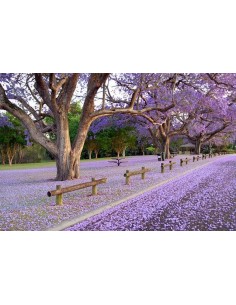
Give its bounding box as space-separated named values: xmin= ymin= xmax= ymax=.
xmin=0 ymin=154 xmax=234 ymax=230
xmin=66 ymin=155 xmax=236 ymax=231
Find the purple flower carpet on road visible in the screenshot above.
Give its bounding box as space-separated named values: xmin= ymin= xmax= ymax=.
xmin=66 ymin=156 xmax=236 ymax=231
xmin=0 ymin=154 xmax=235 ymax=230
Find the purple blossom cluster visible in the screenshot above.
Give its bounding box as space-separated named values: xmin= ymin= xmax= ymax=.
xmin=0 ymin=154 xmax=235 ymax=230
xmin=0 ymin=114 xmax=13 ymax=128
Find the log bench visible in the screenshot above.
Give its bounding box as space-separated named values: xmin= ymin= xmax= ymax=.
xmin=124 ymin=167 xmax=151 ymax=185
xmin=47 ymin=178 xmax=107 ymax=205
xmin=180 ymin=158 xmax=191 ymax=166
xmin=161 ymin=161 xmax=176 ymax=173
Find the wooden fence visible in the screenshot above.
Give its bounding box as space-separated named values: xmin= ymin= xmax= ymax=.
xmin=180 ymin=158 xmax=191 ymax=166
xmin=47 ymin=178 xmax=107 ymax=205
xmin=161 ymin=161 xmax=176 ymax=173
xmin=124 ymin=167 xmax=151 ymax=185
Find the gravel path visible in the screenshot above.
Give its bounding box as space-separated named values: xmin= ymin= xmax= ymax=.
xmin=66 ymin=156 xmax=236 ymax=231
xmin=0 ymin=154 xmax=234 ymax=230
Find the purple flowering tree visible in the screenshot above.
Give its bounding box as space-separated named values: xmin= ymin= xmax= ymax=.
xmin=1 ymin=73 xmax=236 ymax=179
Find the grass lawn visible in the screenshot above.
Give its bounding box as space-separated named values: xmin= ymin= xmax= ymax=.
xmin=0 ymin=157 xmax=115 ymax=170
xmin=0 ymin=161 xmax=56 ymax=170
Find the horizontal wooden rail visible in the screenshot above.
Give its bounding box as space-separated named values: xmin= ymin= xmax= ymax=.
xmin=193 ymin=156 xmax=201 ymax=162
xmin=161 ymin=161 xmax=176 ymax=173
xmin=47 ymin=178 xmax=107 ymax=205
xmin=124 ymin=167 xmax=150 ymax=185
xmin=180 ymin=158 xmax=191 ymax=166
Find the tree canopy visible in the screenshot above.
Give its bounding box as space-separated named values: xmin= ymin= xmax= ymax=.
xmin=1 ymin=73 xmax=236 ymax=180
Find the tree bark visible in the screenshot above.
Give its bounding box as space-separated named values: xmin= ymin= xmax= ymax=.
xmin=195 ymin=138 xmax=202 ymax=155
xmin=163 ymin=137 xmax=170 ymax=159
xmin=122 ymin=148 xmax=126 ymax=157
xmin=1 ymin=148 xmax=6 ymax=165
xmin=55 ymin=113 xmax=72 ymax=180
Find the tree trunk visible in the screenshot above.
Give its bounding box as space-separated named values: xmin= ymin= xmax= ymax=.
xmin=88 ymin=150 xmax=92 ymax=159
xmin=6 ymin=144 xmax=16 ymax=166
xmin=1 ymin=149 xmax=6 ymax=165
xmin=195 ymin=139 xmax=202 ymax=155
xmin=160 ymin=136 xmax=170 ymax=159
xmin=122 ymin=148 xmax=126 ymax=157
xmin=55 ymin=115 xmax=72 ymax=180
xmin=164 ymin=137 xmax=170 ymax=159
xmin=18 ymin=147 xmax=24 ymax=163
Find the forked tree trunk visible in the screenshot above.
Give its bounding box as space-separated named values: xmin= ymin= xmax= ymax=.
xmin=56 ymin=150 xmax=81 ymax=181
xmin=6 ymin=144 xmax=17 ymax=166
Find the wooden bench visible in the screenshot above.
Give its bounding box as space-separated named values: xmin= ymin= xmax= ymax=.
xmin=124 ymin=167 xmax=151 ymax=185
xmin=47 ymin=178 xmax=107 ymax=205
xmin=108 ymin=157 xmax=127 ymax=166
xmin=180 ymin=158 xmax=191 ymax=166
xmin=161 ymin=161 xmax=176 ymax=173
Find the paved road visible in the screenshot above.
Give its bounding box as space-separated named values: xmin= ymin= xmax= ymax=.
xmin=66 ymin=156 xmax=236 ymax=231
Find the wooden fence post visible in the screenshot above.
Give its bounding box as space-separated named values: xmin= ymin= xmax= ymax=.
xmin=141 ymin=167 xmax=145 ymax=179
xmin=125 ymin=170 xmax=130 ymax=185
xmin=193 ymin=156 xmax=195 ymax=162
xmin=180 ymin=159 xmax=183 ymax=166
xmin=91 ymin=178 xmax=97 ymax=195
xmin=169 ymin=161 xmax=172 ymax=170
xmin=161 ymin=163 xmax=164 ymax=173
xmin=56 ymin=185 xmax=63 ymax=205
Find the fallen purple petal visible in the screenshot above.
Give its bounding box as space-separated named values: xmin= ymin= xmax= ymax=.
xmin=0 ymin=155 xmax=235 ymax=231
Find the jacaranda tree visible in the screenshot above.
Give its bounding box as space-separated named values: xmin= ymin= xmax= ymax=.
xmin=1 ymin=73 xmax=236 ymax=180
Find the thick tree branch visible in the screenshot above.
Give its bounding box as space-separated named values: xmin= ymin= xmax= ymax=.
xmin=0 ymin=84 xmax=57 ymax=156
xmin=34 ymin=74 xmax=52 ymax=109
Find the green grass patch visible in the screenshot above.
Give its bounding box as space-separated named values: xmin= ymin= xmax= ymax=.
xmin=0 ymin=161 xmax=56 ymax=170
xmin=0 ymin=157 xmax=116 ymax=170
